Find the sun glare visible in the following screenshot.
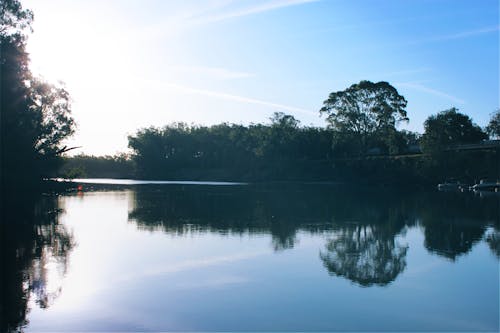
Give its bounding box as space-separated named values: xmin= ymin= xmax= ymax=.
xmin=24 ymin=3 xmax=162 ymax=155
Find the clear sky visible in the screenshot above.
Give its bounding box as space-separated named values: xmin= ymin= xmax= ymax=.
xmin=23 ymin=0 xmax=499 ymax=156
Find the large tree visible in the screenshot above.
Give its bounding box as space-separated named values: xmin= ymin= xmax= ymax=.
xmin=1 ymin=0 xmax=75 ymax=188
xmin=420 ymin=108 xmax=487 ymax=154
xmin=319 ymin=80 xmax=408 ymax=155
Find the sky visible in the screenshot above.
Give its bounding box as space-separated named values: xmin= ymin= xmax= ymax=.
xmin=23 ymin=0 xmax=499 ymax=156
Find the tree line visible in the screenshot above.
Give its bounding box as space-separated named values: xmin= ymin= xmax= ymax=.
xmin=117 ymin=104 xmax=498 ymax=184
xmin=61 ymin=103 xmax=499 ymax=184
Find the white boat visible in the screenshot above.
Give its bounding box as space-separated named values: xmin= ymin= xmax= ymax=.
xmin=437 ymin=180 xmax=464 ymax=191
xmin=472 ymin=180 xmax=500 ymax=191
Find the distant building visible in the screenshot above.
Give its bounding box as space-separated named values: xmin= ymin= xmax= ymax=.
xmin=448 ymin=139 xmax=500 ymax=151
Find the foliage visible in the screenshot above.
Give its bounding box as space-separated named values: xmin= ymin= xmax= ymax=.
xmin=125 ymin=108 xmax=497 ymax=183
xmin=0 ymin=0 xmax=33 ymax=37
xmin=420 ymin=108 xmax=487 ymax=154
xmin=1 ymin=0 xmax=75 ymax=188
xmin=59 ymin=154 xmax=135 ymax=179
xmin=486 ymin=109 xmax=500 ymax=139
xmin=320 ymin=80 xmax=408 ymax=155
xmin=127 ymin=114 xmax=334 ymax=180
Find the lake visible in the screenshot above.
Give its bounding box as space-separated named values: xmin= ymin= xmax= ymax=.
xmin=2 ymin=181 xmax=499 ymax=332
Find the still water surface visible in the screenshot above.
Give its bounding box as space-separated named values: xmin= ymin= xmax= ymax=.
xmin=2 ymin=182 xmax=499 ymax=331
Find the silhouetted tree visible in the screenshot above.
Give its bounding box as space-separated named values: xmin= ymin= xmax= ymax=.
xmin=420 ymin=108 xmax=487 ymax=154
xmin=127 ymin=116 xmax=334 ymax=180
xmin=1 ymin=0 xmax=75 ymax=189
xmin=319 ymin=80 xmax=408 ymax=155
xmin=486 ymin=109 xmax=500 ymax=139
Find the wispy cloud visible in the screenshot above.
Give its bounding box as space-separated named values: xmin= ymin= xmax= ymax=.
xmin=136 ymin=0 xmax=319 ymax=41
xmin=408 ymin=25 xmax=500 ymax=45
xmin=382 ymin=67 xmax=432 ymax=77
xmin=304 ymin=10 xmax=474 ymax=36
xmin=166 ymin=65 xmax=255 ymax=80
xmin=163 ymin=82 xmax=317 ymax=116
xmin=188 ymin=0 xmax=320 ymax=25
xmin=397 ymin=82 xmax=465 ymax=105
xmin=316 ymin=14 xmax=432 ymax=34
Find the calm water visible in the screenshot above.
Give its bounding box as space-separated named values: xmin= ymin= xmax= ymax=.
xmin=2 ymin=182 xmax=499 ymax=332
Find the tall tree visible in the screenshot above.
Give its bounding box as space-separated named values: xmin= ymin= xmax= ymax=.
xmin=1 ymin=0 xmax=75 ymax=188
xmin=420 ymin=108 xmax=487 ymax=154
xmin=319 ymin=80 xmax=408 ymax=155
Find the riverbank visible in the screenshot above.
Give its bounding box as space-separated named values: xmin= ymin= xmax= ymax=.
xmin=56 ymin=148 xmax=499 ymax=188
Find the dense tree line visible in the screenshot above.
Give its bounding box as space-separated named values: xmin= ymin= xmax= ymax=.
xmin=57 ymin=154 xmax=135 ymax=179
xmin=127 ymin=113 xmax=334 ymax=181
xmin=124 ymin=81 xmax=429 ymax=182
xmin=52 ymin=80 xmax=498 ymax=184
xmin=123 ymin=81 xmax=498 ymax=184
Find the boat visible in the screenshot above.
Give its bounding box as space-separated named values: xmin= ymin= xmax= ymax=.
xmin=472 ymin=180 xmax=500 ymax=192
xmin=437 ymin=180 xmax=465 ymax=191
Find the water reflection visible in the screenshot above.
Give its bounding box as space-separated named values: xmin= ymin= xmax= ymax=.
xmin=2 ymin=184 xmax=499 ymax=331
xmin=320 ymin=225 xmax=408 ymax=287
xmin=127 ymin=184 xmax=499 ymax=286
xmin=486 ymin=230 xmax=500 ymax=258
xmin=1 ymin=194 xmax=74 ymax=332
xmin=417 ymin=192 xmax=498 ymax=260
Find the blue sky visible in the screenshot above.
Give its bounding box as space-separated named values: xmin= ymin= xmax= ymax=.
xmin=23 ymin=0 xmax=499 ymax=155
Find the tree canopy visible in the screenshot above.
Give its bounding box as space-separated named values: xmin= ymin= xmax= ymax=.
xmin=1 ymin=0 xmax=75 ymax=188
xmin=420 ymin=108 xmax=487 ymax=154
xmin=0 ymin=0 xmax=33 ymax=37
xmin=486 ymin=109 xmax=500 ymax=139
xmin=127 ymin=117 xmax=334 ymax=180
xmin=320 ymin=80 xmax=408 ymax=155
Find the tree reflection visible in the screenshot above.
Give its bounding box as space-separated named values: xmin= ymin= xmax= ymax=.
xmin=320 ymin=224 xmax=408 ymax=287
xmin=127 ymin=184 xmax=499 ymax=288
xmin=423 ymin=221 xmax=486 ymax=260
xmin=418 ymin=192 xmax=497 ymax=260
xmin=0 ymin=194 xmax=74 ymax=332
xmin=486 ymin=230 xmax=500 ymax=258
xmin=270 ymin=219 xmax=298 ymax=251
xmin=128 ymin=184 xmax=335 ymax=251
